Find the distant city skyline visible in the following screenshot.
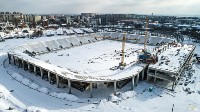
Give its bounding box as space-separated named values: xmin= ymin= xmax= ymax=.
xmin=0 ymin=0 xmax=200 ymax=16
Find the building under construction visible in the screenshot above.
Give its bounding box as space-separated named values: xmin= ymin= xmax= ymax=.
xmin=7 ymin=32 xmax=195 ymax=97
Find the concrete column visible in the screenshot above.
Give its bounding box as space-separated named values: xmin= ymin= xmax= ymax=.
xmin=15 ymin=58 xmax=18 ymax=67
xmin=40 ymin=67 xmax=43 ymax=79
xmin=48 ymin=71 xmax=51 ymax=83
xmin=146 ymin=68 xmax=150 ymax=81
xmin=28 ymin=63 xmax=30 ymax=72
xmin=56 ymin=75 xmax=59 ymax=88
xmin=90 ymin=82 xmax=93 ymax=98
xmin=132 ymin=75 xmax=135 ymax=90
xmin=22 ymin=60 xmax=24 ymax=69
xmin=106 ymin=82 xmax=109 ymax=87
xmin=154 ymin=70 xmax=157 ymax=83
xmin=13 ymin=56 xmax=16 ymax=65
xmin=33 ymin=65 xmax=36 ymax=74
xmin=142 ymin=70 xmax=145 ymax=80
xmin=68 ymin=79 xmax=71 ymax=94
xmin=8 ymin=53 xmax=11 ymax=64
xmin=114 ymin=81 xmax=117 ymax=95
xmin=18 ymin=59 xmax=21 ymax=68
xmin=20 ymin=60 xmax=23 ymax=68
xmin=172 ymin=82 xmax=175 ymax=91
xmin=136 ymin=74 xmax=139 ymax=86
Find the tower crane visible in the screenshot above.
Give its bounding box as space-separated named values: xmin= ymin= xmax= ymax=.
xmin=119 ymin=33 xmax=126 ymax=67
xmin=118 ymin=33 xmax=139 ymax=69
xmin=138 ymin=16 xmax=158 ymax=64
xmin=144 ymin=16 xmax=148 ymax=52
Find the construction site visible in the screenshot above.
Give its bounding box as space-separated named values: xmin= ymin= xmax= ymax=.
xmin=0 ymin=19 xmax=189 ymax=102
xmin=6 ymin=27 xmax=195 ymax=98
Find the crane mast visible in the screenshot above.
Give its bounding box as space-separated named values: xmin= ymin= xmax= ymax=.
xmin=144 ymin=16 xmax=148 ymax=51
xmin=119 ymin=33 xmax=126 ymax=67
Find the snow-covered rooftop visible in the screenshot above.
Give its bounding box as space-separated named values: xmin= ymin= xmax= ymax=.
xmin=149 ymin=44 xmax=195 ymax=74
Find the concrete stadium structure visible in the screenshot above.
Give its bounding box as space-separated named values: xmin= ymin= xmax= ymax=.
xmin=7 ymin=32 xmax=195 ymax=97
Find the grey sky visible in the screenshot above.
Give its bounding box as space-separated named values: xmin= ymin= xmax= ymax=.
xmin=0 ymin=0 xmax=199 ymax=15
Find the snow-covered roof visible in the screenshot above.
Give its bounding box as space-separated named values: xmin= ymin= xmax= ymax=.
xmin=82 ymin=28 xmax=94 ymax=33
xmin=64 ymin=29 xmax=75 ymax=34
xmin=148 ymin=36 xmax=164 ymax=45
xmin=138 ymin=35 xmax=150 ymax=44
xmin=101 ymin=32 xmax=111 ymax=37
xmin=110 ymin=32 xmax=121 ymax=38
xmin=149 ymin=44 xmax=195 ymax=74
xmin=73 ymin=29 xmax=84 ymax=34
xmin=177 ymin=24 xmax=190 ymax=27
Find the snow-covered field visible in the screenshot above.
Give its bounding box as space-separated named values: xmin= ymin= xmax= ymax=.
xmin=35 ymin=40 xmax=153 ymax=79
xmin=0 ymin=36 xmax=200 ymax=112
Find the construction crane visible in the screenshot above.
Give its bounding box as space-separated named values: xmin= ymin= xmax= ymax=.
xmin=119 ymin=33 xmax=126 ymax=67
xmin=118 ymin=33 xmax=140 ymax=69
xmin=138 ymin=16 xmax=158 ymax=64
xmin=144 ymin=16 xmax=148 ymax=51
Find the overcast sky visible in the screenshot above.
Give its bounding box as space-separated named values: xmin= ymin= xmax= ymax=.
xmin=0 ymin=0 xmax=199 ymax=16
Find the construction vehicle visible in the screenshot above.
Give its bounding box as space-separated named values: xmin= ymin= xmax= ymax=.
xmin=138 ymin=16 xmax=158 ymax=64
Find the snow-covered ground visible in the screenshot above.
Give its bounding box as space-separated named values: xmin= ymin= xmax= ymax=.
xmin=0 ymin=36 xmax=200 ymax=112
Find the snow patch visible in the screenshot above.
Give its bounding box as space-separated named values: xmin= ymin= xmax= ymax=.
xmin=120 ymin=91 xmax=136 ymax=99
xmin=21 ymin=78 xmax=31 ymax=86
xmin=26 ymin=106 xmax=48 ymax=112
xmin=50 ymin=92 xmax=79 ymax=101
xmin=11 ymin=73 xmax=79 ymax=102
xmin=109 ymin=94 xmax=119 ymax=102
xmin=38 ymin=87 xmax=49 ymax=94
xmin=30 ymin=83 xmax=39 ymax=90
xmin=12 ymin=73 xmax=23 ymax=81
xmin=0 ymin=84 xmax=10 ymax=97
